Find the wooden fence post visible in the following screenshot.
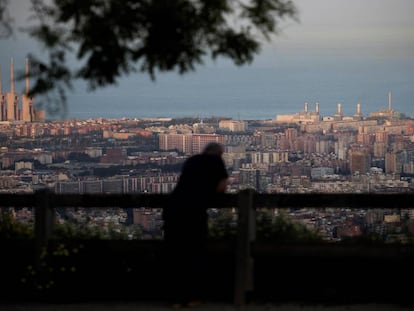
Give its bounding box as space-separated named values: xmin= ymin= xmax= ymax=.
xmin=234 ymin=188 xmax=256 ymax=308
xmin=34 ymin=189 xmax=55 ymax=267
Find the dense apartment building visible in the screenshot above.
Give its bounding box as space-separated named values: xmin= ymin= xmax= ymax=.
xmin=55 ymin=174 xmax=179 ymax=194
xmin=218 ymin=120 xmax=247 ymax=132
xmin=159 ymin=133 xmax=226 ymax=154
xmin=349 ymin=146 xmax=372 ymax=175
xmin=159 ymin=133 xmax=193 ymax=154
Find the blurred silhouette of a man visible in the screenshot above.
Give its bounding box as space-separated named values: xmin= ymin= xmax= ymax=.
xmin=162 ymin=142 xmax=228 ymax=308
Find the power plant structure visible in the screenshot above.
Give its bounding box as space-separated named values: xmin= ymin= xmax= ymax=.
xmin=276 ymin=101 xmax=366 ymax=123
xmin=0 ymin=58 xmax=45 ymax=122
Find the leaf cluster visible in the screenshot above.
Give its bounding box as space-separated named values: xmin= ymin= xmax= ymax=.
xmin=208 ymin=208 xmax=323 ymax=243
xmin=0 ymin=211 xmax=34 ymax=239
xmin=255 ymin=209 xmax=323 ymax=243
xmin=0 ymin=0 xmax=12 ymax=38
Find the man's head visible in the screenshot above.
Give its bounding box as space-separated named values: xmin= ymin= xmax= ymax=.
xmin=202 ymin=142 xmax=224 ymax=156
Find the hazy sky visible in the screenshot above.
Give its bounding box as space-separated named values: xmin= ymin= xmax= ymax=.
xmin=0 ymin=0 xmax=413 ymax=119
xmin=263 ymin=0 xmax=414 ymax=62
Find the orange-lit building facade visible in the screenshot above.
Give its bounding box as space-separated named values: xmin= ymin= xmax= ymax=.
xmin=159 ymin=133 xmax=225 ymax=155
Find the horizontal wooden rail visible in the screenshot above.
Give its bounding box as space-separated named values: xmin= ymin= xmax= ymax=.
xmin=2 ymin=191 xmax=414 ymax=209
xmin=0 ymin=192 xmax=235 ymax=208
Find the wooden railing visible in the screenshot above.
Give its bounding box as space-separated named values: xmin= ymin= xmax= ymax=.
xmin=1 ymin=190 xmax=414 ymax=307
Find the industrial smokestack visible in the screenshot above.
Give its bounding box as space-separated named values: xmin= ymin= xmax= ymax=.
xmin=304 ymin=102 xmax=308 ymax=112
xmin=10 ymin=57 xmax=15 ymax=94
xmin=388 ymin=91 xmax=392 ymax=111
xmin=25 ymin=57 xmax=30 ymax=94
xmin=337 ymin=102 xmax=342 ymax=114
xmin=315 ymin=102 xmax=319 ymax=113
xmin=357 ymin=102 xmax=361 ymax=115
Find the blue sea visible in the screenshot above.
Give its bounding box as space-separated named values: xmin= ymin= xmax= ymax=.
xmin=63 ymin=58 xmax=414 ymax=121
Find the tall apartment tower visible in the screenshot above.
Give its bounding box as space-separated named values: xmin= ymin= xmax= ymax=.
xmin=285 ymin=127 xmax=298 ymax=151
xmin=21 ymin=58 xmax=35 ymax=122
xmin=349 ymin=147 xmax=371 ymax=175
xmin=6 ymin=58 xmax=19 ymax=121
xmin=159 ymin=133 xmax=193 ymax=154
xmin=192 ymin=134 xmax=226 ymax=154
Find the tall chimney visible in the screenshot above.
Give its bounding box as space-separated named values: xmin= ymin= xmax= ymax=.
xmin=304 ymin=102 xmax=308 ymax=112
xmin=388 ymin=91 xmax=392 ymax=111
xmin=25 ymin=57 xmax=30 ymax=94
xmin=337 ymin=103 xmax=342 ymax=114
xmin=315 ymin=102 xmax=319 ymax=113
xmin=10 ymin=57 xmax=15 ymax=94
xmin=357 ymin=102 xmax=361 ymax=115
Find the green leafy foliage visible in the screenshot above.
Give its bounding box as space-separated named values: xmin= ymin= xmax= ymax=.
xmin=0 ymin=211 xmax=142 ymax=240
xmin=0 ymin=0 xmax=12 ymax=38
xmin=52 ymin=221 xmax=143 ymax=240
xmin=208 ymin=208 xmax=237 ymax=240
xmin=256 ymin=209 xmax=323 ymax=243
xmin=0 ymin=211 xmax=34 ymax=239
xmin=52 ymin=222 xmax=105 ymax=240
xmin=208 ymin=208 xmax=323 ymax=243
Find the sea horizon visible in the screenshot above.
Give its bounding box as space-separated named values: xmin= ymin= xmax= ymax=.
xmin=62 ymin=63 xmax=413 ymax=121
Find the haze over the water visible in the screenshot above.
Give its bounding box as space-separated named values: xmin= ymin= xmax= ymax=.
xmin=1 ymin=0 xmax=413 ymax=120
